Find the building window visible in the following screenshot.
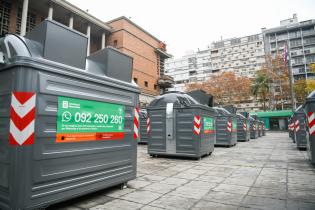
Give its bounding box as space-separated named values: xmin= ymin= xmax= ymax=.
xmin=16 ymin=7 xmax=36 ymax=34
xmin=133 ymin=78 xmax=138 ymax=84
xmin=0 ymin=0 xmax=11 ymax=36
xmin=144 ymin=81 xmax=148 ymax=87
xmin=154 ymin=84 xmax=157 ymax=90
xmin=113 ymin=40 xmax=118 ymax=47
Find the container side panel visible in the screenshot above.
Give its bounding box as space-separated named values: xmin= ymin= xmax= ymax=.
xmin=0 ymin=70 xmax=12 ymax=210
xmin=216 ymin=116 xmax=231 ymax=145
xmin=176 ymin=110 xmax=195 ymax=155
xmin=139 ymin=116 xmax=148 ymax=143
xmin=148 ymin=109 xmax=166 ymax=153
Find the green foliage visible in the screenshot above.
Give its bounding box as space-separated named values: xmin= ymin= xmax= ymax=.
xmin=252 ymin=70 xmax=270 ymax=111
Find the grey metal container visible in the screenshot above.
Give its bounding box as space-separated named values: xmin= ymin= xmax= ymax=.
xmin=147 ymin=92 xmax=216 ymax=159
xmin=258 ymin=121 xmax=262 ymax=137
xmin=236 ymin=113 xmax=250 ymax=142
xmin=214 ymin=107 xmax=237 ymax=146
xmin=139 ymin=109 xmax=149 ymax=144
xmin=288 ymin=117 xmax=294 ymax=140
xmin=262 ymin=121 xmax=266 ymax=136
xmin=293 ymin=106 xmax=307 ymax=149
xmin=292 ymin=115 xmax=297 ymax=143
xmin=0 ymin=20 xmax=139 ymax=210
xmin=304 ymin=90 xmax=315 ymax=163
xmin=249 ymin=116 xmax=258 ymax=139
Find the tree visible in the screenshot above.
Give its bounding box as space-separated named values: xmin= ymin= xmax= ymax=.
xmin=294 ymin=79 xmax=307 ymax=104
xmin=306 ymin=79 xmax=315 ymax=95
xmin=252 ymin=70 xmax=270 ymax=111
xmin=293 ymin=63 xmax=315 ymax=105
xmin=262 ymin=54 xmax=291 ymax=110
xmin=185 ymin=71 xmax=252 ymax=106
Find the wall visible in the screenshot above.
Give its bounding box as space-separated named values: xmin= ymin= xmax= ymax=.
xmin=107 ymin=18 xmax=162 ymax=98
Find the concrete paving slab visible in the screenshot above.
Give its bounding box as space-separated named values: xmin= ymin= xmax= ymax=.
xmin=212 ymin=183 xmax=250 ymax=195
xmin=90 ymin=199 xmax=143 ymax=210
xmin=149 ymin=194 xmax=198 ymax=210
xmin=121 ymin=190 xmax=162 ymax=204
xmin=241 ymin=195 xmax=286 ymax=210
xmin=191 ymin=199 xmax=238 ymax=210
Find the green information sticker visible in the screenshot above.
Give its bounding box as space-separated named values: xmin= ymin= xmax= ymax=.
xmin=232 ymin=119 xmax=237 ymax=132
xmin=204 ymin=117 xmax=214 ymax=134
xmin=56 ymin=96 xmax=125 ymax=143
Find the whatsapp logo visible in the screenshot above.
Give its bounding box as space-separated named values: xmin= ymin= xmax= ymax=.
xmin=62 ymin=111 xmax=72 ymax=122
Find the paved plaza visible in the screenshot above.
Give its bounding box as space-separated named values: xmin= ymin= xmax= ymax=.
xmin=49 ymin=132 xmax=315 ymax=210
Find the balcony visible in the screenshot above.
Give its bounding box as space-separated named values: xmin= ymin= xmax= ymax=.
xmin=158 ymin=75 xmax=174 ymax=88
xmin=303 ymin=31 xmax=315 ymax=37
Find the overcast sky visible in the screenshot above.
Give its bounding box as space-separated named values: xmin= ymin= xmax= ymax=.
xmin=68 ymin=0 xmax=315 ymax=58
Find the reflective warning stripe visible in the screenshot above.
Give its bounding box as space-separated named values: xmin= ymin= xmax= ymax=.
xmin=146 ymin=117 xmax=151 ymax=134
xmin=133 ymin=107 xmax=140 ymax=140
xmin=9 ymin=92 xmax=36 ymax=146
xmin=308 ymin=112 xmax=315 ymax=135
xmin=295 ymin=119 xmax=300 ymax=132
xmin=243 ymin=122 xmax=247 ymax=131
xmin=194 ymin=116 xmax=201 ymax=135
xmin=227 ymin=120 xmax=232 ymax=132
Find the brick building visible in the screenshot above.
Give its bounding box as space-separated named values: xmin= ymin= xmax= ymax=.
xmin=107 ymin=17 xmax=172 ymax=106
xmin=0 ymin=0 xmax=172 ymax=106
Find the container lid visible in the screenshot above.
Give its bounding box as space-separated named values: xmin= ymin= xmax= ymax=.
xmin=149 ymin=91 xmax=199 ymax=107
xmin=140 ymin=109 xmax=147 ymax=118
xmin=213 ymin=107 xmax=233 ymax=116
xmin=236 ymin=113 xmax=246 ymax=119
xmin=305 ymin=90 xmax=315 ymax=103
xmin=294 ymin=105 xmax=304 ymax=114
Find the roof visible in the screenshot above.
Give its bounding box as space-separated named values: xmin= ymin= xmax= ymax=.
xmin=250 ymin=110 xmax=293 ymax=118
xmin=53 ymin=0 xmax=112 ymax=32
xmin=263 ymin=19 xmax=315 ymax=34
xmin=107 ymin=16 xmax=162 ymax=43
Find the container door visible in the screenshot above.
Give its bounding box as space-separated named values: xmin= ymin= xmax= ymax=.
xmin=166 ymin=103 xmax=176 ymax=153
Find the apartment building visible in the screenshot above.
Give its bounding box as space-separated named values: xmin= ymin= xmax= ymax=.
xmin=263 ymin=14 xmax=315 ymax=80
xmin=165 ymin=34 xmax=266 ymax=111
xmin=210 ymin=34 xmax=266 ymax=78
xmin=0 ymin=0 xmax=172 ymax=107
xmin=165 ymin=49 xmax=211 ymax=91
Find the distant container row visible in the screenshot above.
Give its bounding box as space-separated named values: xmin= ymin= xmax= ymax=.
xmin=288 ymin=90 xmax=315 ymax=164
xmin=138 ymin=91 xmax=266 ymax=159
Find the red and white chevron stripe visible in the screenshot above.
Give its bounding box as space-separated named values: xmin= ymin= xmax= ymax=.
xmin=308 ymin=112 xmax=315 ymax=135
xmin=295 ymin=119 xmax=300 ymax=132
xmin=133 ymin=107 xmax=140 ymax=140
xmin=146 ymin=117 xmax=151 ymax=134
xmin=194 ymin=116 xmax=201 ymax=135
xmin=227 ymin=119 xmax=232 ymax=132
xmin=288 ymin=123 xmax=294 ymax=131
xmin=9 ymin=92 xmax=36 ymax=146
xmin=243 ymin=122 xmax=247 ymax=131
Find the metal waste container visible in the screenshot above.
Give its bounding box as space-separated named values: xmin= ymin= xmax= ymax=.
xmin=214 ymin=107 xmax=237 ymax=146
xmin=147 ymin=92 xmax=216 ymax=159
xmin=262 ymin=121 xmax=266 ymax=136
xmin=288 ymin=117 xmax=294 ymax=140
xmin=291 ymin=115 xmax=297 ymax=143
xmin=293 ymin=106 xmax=307 ymax=149
xmin=139 ymin=109 xmax=149 ymax=144
xmin=0 ymin=20 xmax=139 ymax=210
xmin=236 ymin=113 xmax=250 ymax=141
xmin=249 ymin=116 xmax=258 ymax=139
xmin=304 ymin=90 xmax=315 ymax=163
xmin=258 ymin=121 xmax=262 ymax=137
